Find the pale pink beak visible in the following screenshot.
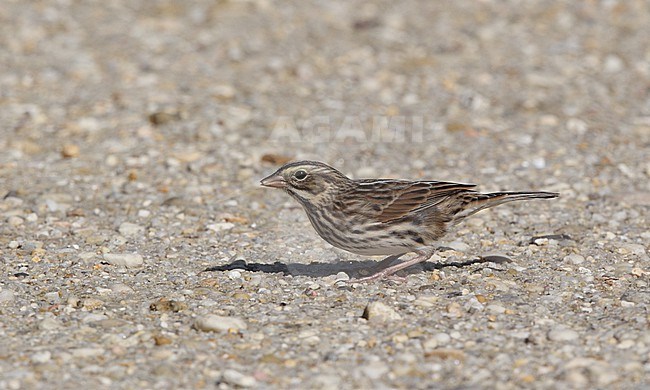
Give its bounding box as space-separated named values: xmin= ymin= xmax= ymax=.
xmin=260 ymin=174 xmax=286 ymax=188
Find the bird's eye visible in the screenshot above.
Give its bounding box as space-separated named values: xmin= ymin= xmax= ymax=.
xmin=294 ymin=170 xmax=308 ymax=180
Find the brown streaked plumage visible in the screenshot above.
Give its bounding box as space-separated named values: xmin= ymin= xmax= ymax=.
xmin=261 ymin=161 xmax=558 ymax=282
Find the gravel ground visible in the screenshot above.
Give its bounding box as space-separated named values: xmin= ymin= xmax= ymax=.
xmin=1 ymin=1 xmax=649 ymax=389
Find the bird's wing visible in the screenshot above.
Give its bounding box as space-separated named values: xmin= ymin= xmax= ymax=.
xmin=347 ymin=180 xmax=477 ymax=223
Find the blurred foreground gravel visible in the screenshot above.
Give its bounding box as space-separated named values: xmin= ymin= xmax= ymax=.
xmin=1 ymin=1 xmax=649 ymax=389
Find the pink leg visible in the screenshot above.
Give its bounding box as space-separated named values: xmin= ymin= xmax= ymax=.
xmin=349 ymin=248 xmax=436 ymax=283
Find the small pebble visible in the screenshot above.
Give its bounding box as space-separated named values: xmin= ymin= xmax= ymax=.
xmin=221 ymin=369 xmax=257 ymax=388
xmin=44 ymin=291 xmax=61 ymax=303
xmin=298 ymin=329 xmax=321 ymax=345
xmin=413 ymin=295 xmax=439 ymax=307
xmin=446 ymin=241 xmax=469 ymax=251
xmin=486 ymin=304 xmax=506 ymax=314
xmin=61 ymin=144 xmax=80 ymax=158
xmin=23 ymin=241 xmax=43 ymax=252
xmin=78 ymin=252 xmax=97 ymax=263
xmin=360 ymin=361 xmax=389 ymax=379
xmin=564 ymin=254 xmax=585 ymax=264
xmin=617 ymin=339 xmax=635 ymax=349
xmin=31 ymin=351 xmax=52 ymax=364
xmin=427 ymin=332 xmax=451 ymax=347
xmin=38 ymin=317 xmax=62 ymax=330
xmin=547 ymin=327 xmax=580 ymax=342
xmin=118 ymin=222 xmax=144 ymax=237
xmin=82 ymin=313 xmax=109 ymax=323
xmin=110 ymin=283 xmax=135 ymax=294
xmin=445 ymin=302 xmax=464 ymax=317
xmin=207 ymin=222 xmax=235 ymax=232
xmin=422 ymin=337 xmax=439 ymax=351
xmin=0 ymin=289 xmax=16 ymax=303
xmin=150 ymin=298 xmax=187 ymax=312
xmin=7 ymin=216 xmax=24 ymax=226
xmin=362 ymin=301 xmax=402 ymax=322
xmin=334 ymin=271 xmax=350 ymax=281
xmin=194 ymin=315 xmax=247 ymax=332
xmin=103 ymin=253 xmax=144 ymax=267
xmin=72 ymin=348 xmax=105 ymax=358
xmin=616 ymin=243 xmax=648 ymax=259
xmin=82 ymin=298 xmax=104 ymax=310
xmin=565 ymin=370 xmax=588 ymax=387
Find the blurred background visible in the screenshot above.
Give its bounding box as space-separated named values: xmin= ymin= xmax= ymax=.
xmin=2 ymin=1 xmax=648 ymax=194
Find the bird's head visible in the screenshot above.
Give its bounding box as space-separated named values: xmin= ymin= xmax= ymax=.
xmin=260 ymin=161 xmax=349 ymax=204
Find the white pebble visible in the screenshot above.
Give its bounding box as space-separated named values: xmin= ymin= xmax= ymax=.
xmin=103 ymin=253 xmax=144 ymax=267
xmin=110 ymin=283 xmax=135 ymax=294
xmin=31 ymin=351 xmax=51 ymax=364
xmin=105 ymin=155 xmax=119 ymax=166
xmin=207 ymin=222 xmax=235 ymax=232
xmin=227 ymin=270 xmax=242 ymax=280
xmin=603 ymin=54 xmax=624 ymax=73
xmin=446 ymin=241 xmax=469 ymax=252
xmin=534 ymin=238 xmax=549 ymax=246
xmin=194 ymin=314 xmax=247 ymax=332
xmin=564 ymin=254 xmax=585 ymax=265
xmin=78 ymin=252 xmax=97 ymax=264
xmin=44 ymin=291 xmax=61 ymax=303
xmin=422 ymin=337 xmax=439 ymax=351
xmin=82 ymin=313 xmax=109 ymax=323
xmin=547 ymin=327 xmax=579 ymax=342
xmin=617 ymin=339 xmax=635 ymax=349
xmin=7 ymin=216 xmax=24 ymax=226
xmin=0 ymin=289 xmax=16 ymax=303
xmin=221 ymin=369 xmax=257 ymax=388
xmin=486 ymin=304 xmax=506 ymax=314
xmin=413 ymin=295 xmax=439 ymax=308
xmin=38 ymin=317 xmax=62 ymax=330
xmin=431 ymin=332 xmax=451 ymax=346
xmin=335 ymin=272 xmax=350 ymax=281
xmin=298 ymin=329 xmax=321 ymax=345
xmin=360 ymin=361 xmax=389 ymax=380
xmin=118 ymin=222 xmax=144 ymax=237
xmin=532 ymin=157 xmax=546 ymax=169
xmin=72 ymin=348 xmax=105 ymax=358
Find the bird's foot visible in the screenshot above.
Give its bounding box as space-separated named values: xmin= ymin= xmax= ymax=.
xmin=348 ymin=269 xmax=402 ymax=283
xmin=348 ymin=249 xmax=435 ymax=283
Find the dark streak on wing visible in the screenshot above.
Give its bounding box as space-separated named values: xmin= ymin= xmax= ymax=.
xmin=350 ymin=179 xmax=477 ymax=223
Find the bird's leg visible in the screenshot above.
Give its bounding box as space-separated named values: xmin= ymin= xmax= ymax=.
xmin=347 ymin=253 xmax=404 ymax=280
xmin=349 ymin=248 xmax=436 ymax=283
xmin=371 ymin=253 xmax=406 ymax=269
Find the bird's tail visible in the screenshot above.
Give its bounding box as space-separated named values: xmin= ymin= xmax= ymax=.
xmin=450 ymin=191 xmax=559 ymax=223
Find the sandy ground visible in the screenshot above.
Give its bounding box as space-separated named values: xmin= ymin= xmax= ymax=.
xmin=1 ymin=1 xmax=649 ymax=389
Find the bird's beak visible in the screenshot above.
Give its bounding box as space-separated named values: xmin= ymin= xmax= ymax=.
xmin=260 ymin=174 xmax=286 ymax=188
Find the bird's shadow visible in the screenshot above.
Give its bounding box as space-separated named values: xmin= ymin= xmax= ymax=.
xmin=202 ymin=253 xmax=512 ymax=279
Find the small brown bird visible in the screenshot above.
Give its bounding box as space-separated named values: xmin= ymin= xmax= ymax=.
xmin=261 ymin=161 xmax=558 ymax=282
